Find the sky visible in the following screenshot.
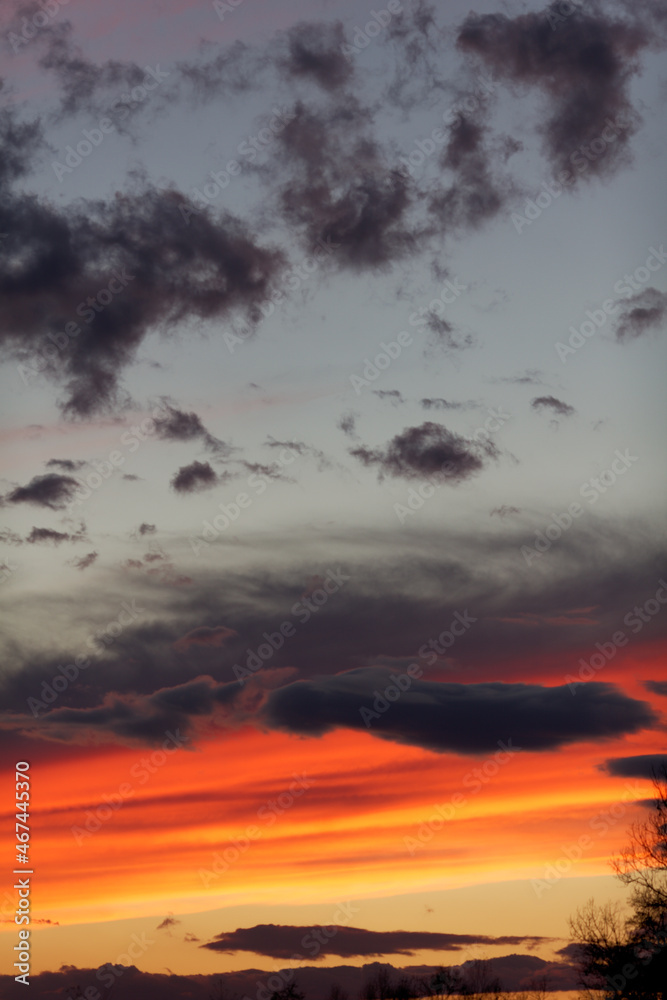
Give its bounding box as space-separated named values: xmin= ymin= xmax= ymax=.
xmin=0 ymin=0 xmax=666 ymax=990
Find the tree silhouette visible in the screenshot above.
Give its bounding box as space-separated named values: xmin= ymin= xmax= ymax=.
xmin=569 ymin=768 xmax=667 ymax=999
xmin=269 ymin=982 xmax=306 ymax=1000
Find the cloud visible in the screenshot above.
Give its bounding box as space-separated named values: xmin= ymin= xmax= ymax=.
xmin=492 ymin=369 xmax=546 ymax=386
xmin=602 ymin=753 xmax=667 ymax=779
xmin=280 ymin=22 xmax=353 ymax=92
xmin=7 ymin=675 xmax=243 ymax=747
xmin=614 ymin=287 xmax=667 ymax=341
xmin=3 ymin=474 xmax=79 ymax=510
xmin=373 ymin=390 xmax=405 ymax=405
xmin=201 ymin=924 xmax=550 ymax=959
xmin=0 ymin=90 xmax=45 ymax=186
xmin=1 ymin=176 xmax=285 ymax=416
xmin=0 ymin=529 xmax=23 ymax=546
xmin=153 ymin=404 xmax=229 ymax=454
xmin=70 ymin=551 xmax=98 ymax=570
xmin=25 ymin=527 xmax=80 ymax=545
xmin=138 ymin=523 xmax=156 ymax=536
xmin=157 ymin=914 xmax=181 ymax=930
xmin=269 ymin=97 xmax=418 ymax=270
xmin=171 ymin=460 xmax=219 ymax=494
xmin=455 ymin=3 xmax=652 ymax=181
xmin=490 ymin=505 xmax=521 ymax=517
xmin=1 ymin=524 xmax=663 ymax=743
xmin=262 ymin=670 xmax=656 ymax=755
xmin=337 ymin=412 xmax=359 ymax=439
xmin=174 ymin=626 xmax=238 ymax=652
xmin=645 ymin=680 xmax=667 ymax=697
xmin=531 ymin=395 xmax=575 ymax=417
xmin=429 ymin=109 xmax=512 ymax=232
xmin=45 ymin=458 xmax=87 ymax=472
xmin=350 ymin=422 xmax=498 ymax=482
xmin=264 ymin=438 xmax=332 ymax=473
xmin=420 ymin=398 xmax=470 ymax=411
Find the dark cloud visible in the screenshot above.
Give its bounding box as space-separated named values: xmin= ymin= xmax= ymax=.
xmin=26 ymin=526 xmax=81 ymax=545
xmin=1 ymin=525 xmax=664 ymax=743
xmin=602 ymin=754 xmax=667 ymax=779
xmin=337 ymin=412 xmax=359 ymax=439
xmin=138 ymin=523 xmax=156 ymax=536
xmin=455 ymin=4 xmax=651 ymax=181
xmin=420 ymin=397 xmax=470 ymax=411
xmin=1 ymin=178 xmax=284 ymax=416
xmin=3 ymin=474 xmax=79 ymax=510
xmin=170 ymin=461 xmax=219 ymax=494
xmin=531 ymin=395 xmax=575 ymax=416
xmin=262 ymin=671 xmax=656 ymax=755
xmin=153 ymin=404 xmax=229 ymax=454
xmin=270 ymin=98 xmax=418 ymax=270
xmin=45 ymin=458 xmax=87 ymax=472
xmin=70 ymin=551 xmax=98 ymax=570
xmin=8 ymin=675 xmax=242 ymax=747
xmin=201 ymin=924 xmax=550 ymax=959
xmin=428 ymin=108 xmax=513 ymax=233
xmin=0 ymin=87 xmax=45 ymax=186
xmin=614 ymin=287 xmax=667 ymax=341
xmin=281 ymin=22 xmax=353 ymax=92
xmin=373 ymin=389 xmax=404 ymax=405
xmin=645 ymin=680 xmax=667 ymax=697
xmin=350 ymin=422 xmax=498 ymax=482
xmin=157 ymin=914 xmax=181 ymax=930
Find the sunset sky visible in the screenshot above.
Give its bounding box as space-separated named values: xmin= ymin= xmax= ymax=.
xmin=1 ymin=0 xmax=666 ymax=988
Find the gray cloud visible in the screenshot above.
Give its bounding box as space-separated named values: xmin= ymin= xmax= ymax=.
xmin=262 ymin=670 xmax=656 ymax=754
